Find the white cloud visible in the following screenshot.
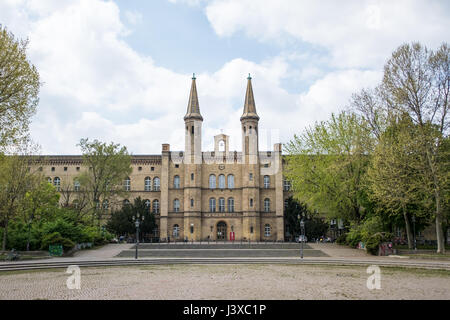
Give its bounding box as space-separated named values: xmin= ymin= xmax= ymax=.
xmin=205 ymin=0 xmax=450 ymax=69
xmin=0 ymin=0 xmax=439 ymax=155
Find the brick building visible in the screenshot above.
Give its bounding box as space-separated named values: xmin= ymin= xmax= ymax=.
xmin=39 ymin=75 xmax=292 ymax=242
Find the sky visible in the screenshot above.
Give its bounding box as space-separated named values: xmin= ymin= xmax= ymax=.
xmin=1 ymin=0 xmax=449 ymax=155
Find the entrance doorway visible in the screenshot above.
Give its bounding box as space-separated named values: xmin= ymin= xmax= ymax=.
xmin=217 ymin=221 xmax=227 ymax=240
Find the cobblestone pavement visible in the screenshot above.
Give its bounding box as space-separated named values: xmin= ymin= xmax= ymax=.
xmin=0 ymin=264 xmax=449 ymax=300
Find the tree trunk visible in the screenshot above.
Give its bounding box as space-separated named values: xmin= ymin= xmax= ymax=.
xmin=402 ymin=207 xmax=413 ymax=250
xmin=2 ymin=219 xmax=8 ymax=251
xmin=435 ymin=210 xmax=445 ymax=254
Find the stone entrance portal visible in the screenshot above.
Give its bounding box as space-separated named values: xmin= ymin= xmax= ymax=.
xmin=217 ymin=221 xmax=227 ymax=240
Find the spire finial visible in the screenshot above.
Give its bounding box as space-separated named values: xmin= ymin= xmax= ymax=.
xmin=192 ymin=73 xmax=196 ymax=80
xmin=247 ymin=73 xmax=251 ymax=80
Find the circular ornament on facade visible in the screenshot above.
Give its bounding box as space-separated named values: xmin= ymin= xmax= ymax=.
xmin=219 ymin=164 xmax=225 ymax=170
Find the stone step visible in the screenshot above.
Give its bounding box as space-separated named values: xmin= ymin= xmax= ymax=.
xmin=134 ymin=243 xmax=312 ymax=250
xmin=116 ymin=249 xmax=327 ymax=258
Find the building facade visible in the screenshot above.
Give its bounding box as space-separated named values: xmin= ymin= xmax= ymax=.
xmin=39 ymin=75 xmax=292 ymax=242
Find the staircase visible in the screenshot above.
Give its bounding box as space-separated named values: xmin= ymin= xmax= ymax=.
xmin=116 ymin=242 xmax=328 ymax=258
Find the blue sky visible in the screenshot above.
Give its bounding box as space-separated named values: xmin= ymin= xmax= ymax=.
xmin=0 ymin=0 xmax=449 ymax=154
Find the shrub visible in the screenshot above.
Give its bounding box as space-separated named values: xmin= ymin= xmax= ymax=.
xmin=41 ymin=218 xmax=85 ymax=243
xmin=365 ymin=233 xmax=383 ymax=255
xmin=346 ymin=225 xmax=363 ymax=247
xmin=6 ymin=220 xmax=41 ymax=251
xmin=40 ymin=232 xmax=75 ymax=251
xmin=336 ymin=233 xmax=347 ymax=245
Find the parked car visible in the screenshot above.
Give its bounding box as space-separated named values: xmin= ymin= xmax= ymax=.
xmin=295 ymin=235 xmax=308 ymax=242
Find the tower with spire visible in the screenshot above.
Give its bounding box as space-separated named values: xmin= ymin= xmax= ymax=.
xmin=183 ymin=73 xmax=203 ymax=240
xmin=241 ymin=74 xmax=261 ymax=241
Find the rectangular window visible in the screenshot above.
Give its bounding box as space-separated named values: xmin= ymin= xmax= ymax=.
xmin=249 ymin=173 xmax=253 ymax=181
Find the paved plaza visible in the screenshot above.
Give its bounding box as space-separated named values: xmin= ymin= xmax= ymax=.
xmin=0 ymin=264 xmax=449 ymax=300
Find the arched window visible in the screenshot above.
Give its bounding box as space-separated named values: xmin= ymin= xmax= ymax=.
xmin=219 ymin=140 xmax=225 ymax=152
xmin=218 ymin=174 xmax=225 ymax=189
xmin=209 ymin=198 xmax=216 ymax=212
xmin=174 ymin=175 xmax=180 ymax=189
xmin=123 ymin=199 xmax=130 ymax=207
xmin=264 ymin=224 xmax=271 ymax=237
xmin=102 ymin=200 xmax=109 ymax=211
xmin=72 ymin=199 xmax=79 ymax=209
xmin=228 ymin=198 xmax=234 ymax=213
xmin=153 ymin=177 xmax=160 ymax=191
xmin=74 ymin=179 xmax=80 ymax=192
xmin=46 ymin=177 xmax=52 ymax=184
xmin=144 ymin=177 xmax=151 ymax=191
xmin=209 ymin=174 xmax=216 ymax=189
xmin=53 ymin=177 xmax=60 ymax=191
xmin=250 ymin=198 xmax=253 ymax=207
xmin=123 ymin=177 xmax=130 ymax=191
xmin=144 ymin=199 xmax=151 ymax=211
xmin=264 ymin=175 xmax=270 ymax=188
xmin=174 ymin=199 xmax=180 ymax=212
xmin=264 ymin=198 xmax=270 ymax=212
xmin=218 ymin=197 xmax=225 ymax=212
xmin=153 ymin=199 xmax=160 ymax=214
xmin=190 ymin=198 xmax=194 ymax=207
xmin=227 ymin=174 xmax=234 ymax=189
xmin=173 ymin=224 xmax=180 ymax=238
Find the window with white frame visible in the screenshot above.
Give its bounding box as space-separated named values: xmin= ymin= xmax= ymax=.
xmin=173 ymin=224 xmax=180 ymax=238
xmin=228 ymin=198 xmax=234 ymax=212
xmin=53 ymin=177 xmax=60 ymax=191
xmin=174 ymin=175 xmax=180 ymax=189
xmin=74 ymin=180 xmax=80 ymax=192
xmin=219 ymin=197 xmax=225 ymax=212
xmin=264 ymin=224 xmax=271 ymax=237
xmin=153 ymin=177 xmax=160 ymax=191
xmin=153 ymin=199 xmax=159 ymax=213
xmin=283 ymin=179 xmax=291 ymax=191
xmin=264 ymin=175 xmax=270 ymax=188
xmin=218 ymin=174 xmax=225 ymax=189
xmin=174 ymin=199 xmax=180 ymax=212
xmin=123 ymin=177 xmax=130 ymax=191
xmin=227 ymin=174 xmax=234 ymax=189
xmin=144 ymin=199 xmax=151 ymax=212
xmin=144 ymin=177 xmax=151 ymax=191
xmin=209 ymin=198 xmax=216 ymax=212
xmin=209 ymin=174 xmax=216 ymax=189
xmin=264 ymin=198 xmax=270 ymax=212
xmin=102 ymin=200 xmax=109 ymax=210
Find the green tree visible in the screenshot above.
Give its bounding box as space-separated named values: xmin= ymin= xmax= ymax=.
xmin=0 ymin=141 xmax=41 ymax=250
xmin=0 ymin=26 xmax=40 ymax=149
xmin=19 ymin=181 xmax=60 ymax=250
xmin=381 ymin=42 xmax=449 ymax=253
xmin=106 ymin=197 xmax=156 ymax=241
xmin=367 ymin=115 xmax=427 ymax=249
xmin=285 ymin=112 xmax=375 ymax=224
xmin=76 ymin=138 xmax=132 ymax=226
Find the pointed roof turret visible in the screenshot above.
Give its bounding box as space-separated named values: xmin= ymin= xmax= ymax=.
xmin=184 ymin=73 xmax=203 ymax=121
xmin=240 ymin=73 xmax=259 ymax=121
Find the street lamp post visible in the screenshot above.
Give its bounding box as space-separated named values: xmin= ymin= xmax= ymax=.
xmin=298 ymin=214 xmax=305 ymax=259
xmin=412 ymin=215 xmax=416 ymax=251
xmin=300 ymin=219 xmax=305 ymax=259
xmin=132 ymin=213 xmax=144 ymax=259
